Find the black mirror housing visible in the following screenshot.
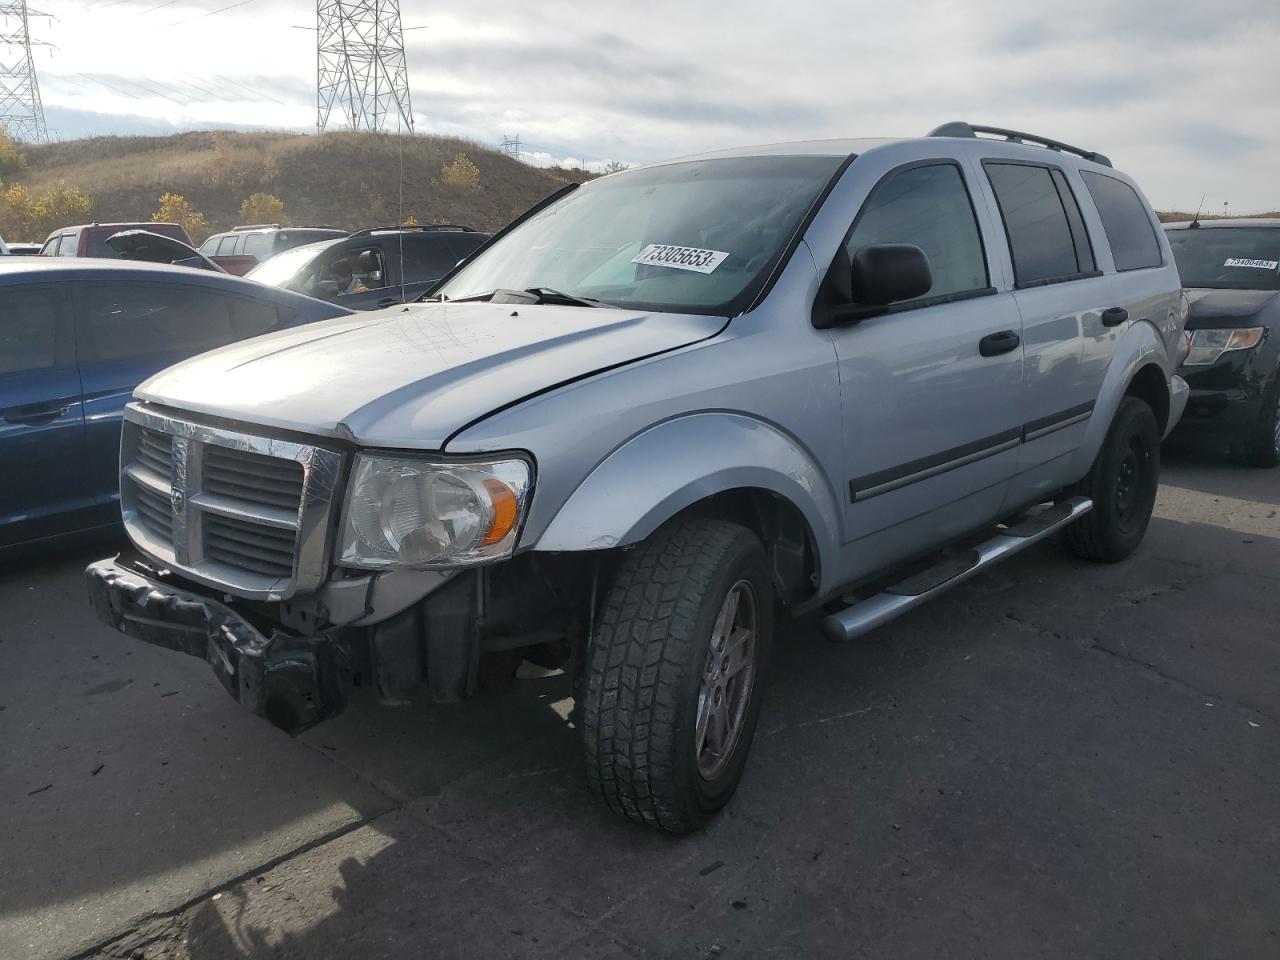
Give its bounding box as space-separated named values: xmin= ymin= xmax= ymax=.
xmin=850 ymin=243 xmax=933 ymax=306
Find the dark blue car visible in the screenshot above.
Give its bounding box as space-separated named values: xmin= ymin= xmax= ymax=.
xmin=0 ymin=259 xmax=350 ymax=553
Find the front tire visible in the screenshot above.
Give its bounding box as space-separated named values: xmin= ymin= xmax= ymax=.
xmin=581 ymin=518 xmax=773 ymax=833
xmin=1061 ymin=396 xmax=1161 ymax=562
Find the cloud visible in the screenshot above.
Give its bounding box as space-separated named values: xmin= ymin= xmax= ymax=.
xmin=23 ymin=0 xmax=1280 ymax=211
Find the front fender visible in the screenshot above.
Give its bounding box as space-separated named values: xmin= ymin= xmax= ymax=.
xmin=1067 ymin=318 xmax=1171 ymax=479
xmin=532 ymin=412 xmax=841 ymax=574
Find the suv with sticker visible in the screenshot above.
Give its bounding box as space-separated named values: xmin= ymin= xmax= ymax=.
xmin=1164 ymin=218 xmax=1280 ymax=466
xmin=87 ymin=123 xmax=1187 ymax=833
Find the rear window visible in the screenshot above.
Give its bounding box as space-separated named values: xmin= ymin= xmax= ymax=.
xmin=985 ymin=162 xmax=1093 ymax=286
xmin=76 ymin=283 xmax=279 ymax=362
xmin=1166 ymin=227 xmax=1280 ymax=291
xmin=0 ymin=285 xmax=69 ymax=375
xmin=1080 ymin=172 xmax=1162 ymax=271
xmin=83 ymin=224 xmax=190 ymax=258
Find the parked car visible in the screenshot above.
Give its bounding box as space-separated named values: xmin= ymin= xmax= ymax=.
xmin=86 ymin=123 xmax=1187 ymax=832
xmin=0 ymin=259 xmax=350 ymax=554
xmin=1164 ymin=218 xmax=1280 ymax=466
xmin=5 ymin=242 xmax=42 ymax=255
xmin=105 ymin=229 xmax=225 ymax=272
xmin=39 ymin=222 xmax=192 ymax=257
xmin=246 ymin=224 xmax=491 ymax=310
xmin=198 ymin=224 xmax=348 ymax=276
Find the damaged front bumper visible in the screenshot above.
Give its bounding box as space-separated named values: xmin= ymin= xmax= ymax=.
xmin=86 ymin=553 xmax=347 ymax=733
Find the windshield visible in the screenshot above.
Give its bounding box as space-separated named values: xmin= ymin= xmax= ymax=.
xmin=1166 ymin=227 xmax=1280 ymax=291
xmin=435 ymin=155 xmax=846 ymax=315
xmin=247 ymin=241 xmax=337 ymax=287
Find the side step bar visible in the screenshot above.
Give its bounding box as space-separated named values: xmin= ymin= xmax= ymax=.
xmin=823 ymin=497 xmax=1093 ymax=642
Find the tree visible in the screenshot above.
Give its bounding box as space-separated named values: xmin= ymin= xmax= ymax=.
xmin=0 ymin=127 xmax=25 ymax=177
xmin=603 ymin=159 xmax=629 ymax=174
xmin=32 ymin=181 xmax=92 ymax=236
xmin=153 ymin=192 xmax=208 ymax=243
xmin=440 ymin=152 xmax=481 ymax=191
xmin=240 ymin=192 xmax=286 ymax=225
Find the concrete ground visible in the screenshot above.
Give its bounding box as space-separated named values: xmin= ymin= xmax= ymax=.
xmin=2 ymin=449 xmax=1277 ymax=960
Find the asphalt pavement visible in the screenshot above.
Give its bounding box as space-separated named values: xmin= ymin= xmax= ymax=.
xmin=1 ymin=448 xmax=1277 ymax=960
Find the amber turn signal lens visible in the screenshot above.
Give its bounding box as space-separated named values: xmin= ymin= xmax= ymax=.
xmin=481 ymin=479 xmax=519 ymax=546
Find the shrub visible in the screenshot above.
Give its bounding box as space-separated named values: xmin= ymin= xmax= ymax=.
xmin=153 ymin=192 xmax=208 ymax=243
xmin=440 ymin=152 xmax=481 ymax=191
xmin=240 ymin=192 xmax=287 ymax=225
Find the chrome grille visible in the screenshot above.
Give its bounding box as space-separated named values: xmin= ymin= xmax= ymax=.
xmin=118 ymin=403 xmax=344 ymax=600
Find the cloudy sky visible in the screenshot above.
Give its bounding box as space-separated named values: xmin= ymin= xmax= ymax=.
xmin=25 ymin=0 xmax=1280 ymax=210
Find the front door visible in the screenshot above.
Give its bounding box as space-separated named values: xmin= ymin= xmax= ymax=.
xmin=826 ymin=161 xmax=1024 ymax=572
xmin=0 ymin=283 xmax=87 ymax=548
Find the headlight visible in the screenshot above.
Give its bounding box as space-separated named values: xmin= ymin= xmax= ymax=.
xmin=338 ymin=453 xmax=532 ymax=569
xmin=1183 ymin=327 xmax=1265 ymax=366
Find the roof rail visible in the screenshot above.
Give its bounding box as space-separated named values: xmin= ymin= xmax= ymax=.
xmin=928 ymin=121 xmax=1112 ymax=168
xmin=233 ymin=223 xmax=281 ymax=231
xmin=349 ymin=224 xmax=478 ymax=237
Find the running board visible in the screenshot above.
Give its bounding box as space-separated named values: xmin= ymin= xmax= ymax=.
xmin=822 ymin=497 xmax=1093 ymax=642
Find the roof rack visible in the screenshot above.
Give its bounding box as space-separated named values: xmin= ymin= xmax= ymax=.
xmin=349 ymin=224 xmax=478 ymax=237
xmin=233 ymin=223 xmax=281 ymax=231
xmin=928 ymin=122 xmax=1112 ymax=168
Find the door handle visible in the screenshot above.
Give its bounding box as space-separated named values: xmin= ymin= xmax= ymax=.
xmin=979 ymin=330 xmax=1021 ymax=357
xmin=1101 ymin=307 xmax=1129 ymax=327
xmin=1 ymin=403 xmax=70 ymax=426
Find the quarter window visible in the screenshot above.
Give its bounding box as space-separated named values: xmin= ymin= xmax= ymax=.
xmin=1080 ymin=172 xmax=1162 ymax=271
xmin=845 ymin=163 xmax=989 ymax=302
xmin=241 ymin=232 xmax=274 ymax=261
xmin=985 ymin=162 xmax=1091 ymax=286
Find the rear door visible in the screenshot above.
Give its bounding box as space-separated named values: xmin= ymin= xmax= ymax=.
xmin=829 ymin=159 xmax=1024 ymax=547
xmin=0 ymin=282 xmax=88 ymax=547
xmin=73 ymin=280 xmax=283 ymax=517
xmin=395 ymin=236 xmax=464 ymax=301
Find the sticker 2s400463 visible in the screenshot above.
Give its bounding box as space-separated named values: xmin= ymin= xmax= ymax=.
xmin=631 ymin=243 xmax=729 ymax=275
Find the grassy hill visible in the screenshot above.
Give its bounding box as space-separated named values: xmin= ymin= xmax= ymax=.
xmin=8 ymin=130 xmax=594 ymax=240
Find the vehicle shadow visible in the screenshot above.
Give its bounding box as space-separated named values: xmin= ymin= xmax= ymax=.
xmin=96 ymin=517 xmax=1280 ymax=959
xmin=1161 ymin=443 xmax=1280 ymax=506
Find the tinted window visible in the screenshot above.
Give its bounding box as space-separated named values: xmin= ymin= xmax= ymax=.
xmin=1080 ymin=172 xmax=1161 ymax=271
xmin=845 ymin=163 xmax=988 ymax=301
xmin=241 ymin=232 xmax=273 ymax=260
xmin=77 ymin=284 xmax=277 ymax=363
xmin=199 ymin=237 xmax=221 ymax=255
xmin=0 ymin=286 xmax=68 ymax=375
xmin=448 ymin=234 xmax=489 ymax=260
xmin=1050 ymin=169 xmax=1095 ymax=273
xmin=216 ymin=236 xmax=240 ymax=256
xmin=985 ymin=162 xmax=1084 ymax=285
xmin=399 ymin=237 xmax=462 ymax=281
xmin=1166 ymin=227 xmax=1280 ymax=291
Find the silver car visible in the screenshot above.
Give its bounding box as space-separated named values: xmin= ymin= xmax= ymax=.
xmin=88 ymin=122 xmax=1188 ymax=832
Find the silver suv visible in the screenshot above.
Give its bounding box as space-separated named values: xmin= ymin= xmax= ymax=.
xmin=87 ymin=122 xmax=1188 ymax=832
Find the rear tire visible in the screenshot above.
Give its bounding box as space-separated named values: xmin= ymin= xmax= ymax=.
xmin=1238 ymin=378 xmax=1280 ymax=469
xmin=580 ymin=518 xmax=773 ymax=833
xmin=1061 ymin=396 xmax=1160 ymax=563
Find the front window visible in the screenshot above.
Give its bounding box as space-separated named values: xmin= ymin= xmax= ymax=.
xmin=1166 ymin=227 xmax=1280 ymax=291
xmin=434 ymin=155 xmax=847 ymax=316
xmin=247 ymin=242 xmax=336 ymax=287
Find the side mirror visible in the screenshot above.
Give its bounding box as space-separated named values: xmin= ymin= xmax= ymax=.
xmin=314 ymin=279 xmax=341 ymax=297
xmin=816 ymin=243 xmax=933 ymax=327
xmin=356 ymin=249 xmax=380 ymax=273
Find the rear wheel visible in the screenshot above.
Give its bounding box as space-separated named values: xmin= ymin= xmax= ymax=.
xmin=580 ymin=518 xmax=773 ymax=833
xmin=1238 ymin=378 xmax=1280 ymax=468
xmin=1061 ymin=396 xmax=1160 ymax=562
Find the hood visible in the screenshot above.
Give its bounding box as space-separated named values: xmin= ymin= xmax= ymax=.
xmin=136 ymin=301 xmax=725 ymax=449
xmin=107 ymin=229 xmax=224 ymax=273
xmin=1185 ymin=288 xmax=1279 ymax=327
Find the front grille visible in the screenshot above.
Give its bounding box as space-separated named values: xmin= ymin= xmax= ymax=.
xmin=118 ymin=404 xmax=344 ymax=599
xmin=203 ymin=513 xmax=296 ymax=578
xmin=204 ymin=445 xmax=304 ymax=511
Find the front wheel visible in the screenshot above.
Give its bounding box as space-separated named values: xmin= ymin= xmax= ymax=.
xmin=580 ymin=518 xmax=774 ymax=833
xmin=1061 ymin=396 xmax=1161 ymax=562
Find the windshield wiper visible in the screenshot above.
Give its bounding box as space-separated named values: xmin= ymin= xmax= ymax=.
xmin=438 ymin=287 xmax=604 ymax=307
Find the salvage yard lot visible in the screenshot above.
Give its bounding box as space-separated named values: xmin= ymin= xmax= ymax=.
xmin=2 ymin=451 xmax=1278 ymax=960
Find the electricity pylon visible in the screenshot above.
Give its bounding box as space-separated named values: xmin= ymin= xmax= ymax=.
xmin=315 ymin=0 xmax=413 ymax=133
xmin=0 ymin=0 xmax=48 ymax=142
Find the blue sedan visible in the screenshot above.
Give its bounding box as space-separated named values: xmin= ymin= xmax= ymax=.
xmin=0 ymin=259 xmax=350 ymax=553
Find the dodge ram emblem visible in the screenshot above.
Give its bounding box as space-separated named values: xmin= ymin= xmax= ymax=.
xmin=170 ymin=489 xmax=185 ymax=513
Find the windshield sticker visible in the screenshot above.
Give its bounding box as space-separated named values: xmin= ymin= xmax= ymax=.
xmin=1224 ymin=258 xmax=1279 ymax=270
xmin=632 ymin=243 xmax=729 ymax=274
